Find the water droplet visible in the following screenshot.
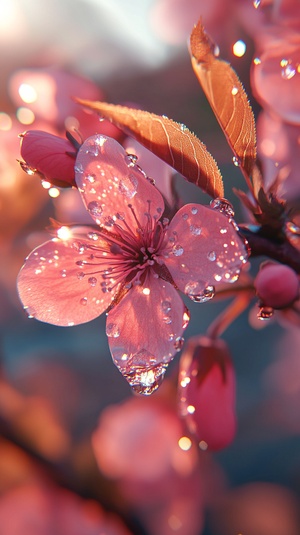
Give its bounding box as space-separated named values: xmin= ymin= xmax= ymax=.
xmin=88 ymin=276 xmax=97 ymax=287
xmin=173 ymin=244 xmax=184 ymax=256
xmin=24 ymin=305 xmax=36 ymax=318
xmin=232 ymin=156 xmax=240 ymax=166
xmin=106 ymin=322 xmax=120 ymax=338
xmin=207 ymin=251 xmax=216 ymax=261
xmin=163 ymin=316 xmax=172 ymax=324
xmin=257 ymin=306 xmax=274 ymax=320
xmin=77 ymin=271 xmax=85 ymax=280
xmin=118 ymin=174 xmax=138 ymax=198
xmin=19 ymin=161 xmax=36 ymax=175
xmin=125 ymin=153 xmax=138 ymax=166
xmin=210 ymin=198 xmax=235 ymax=218
xmin=253 ymin=0 xmax=260 ymax=8
xmin=124 ymin=364 xmax=167 ymax=395
xmin=60 ymin=269 xmax=67 ymax=278
xmin=184 ymin=281 xmax=215 ymax=302
xmin=80 ymin=297 xmax=88 ymax=306
xmin=88 ymin=201 xmax=103 ymax=219
xmin=180 ymin=123 xmax=188 ymax=132
xmin=87 ymin=232 xmax=99 ymax=241
xmin=220 ymin=228 xmax=228 ymax=234
xmin=74 ymin=162 xmax=84 ymax=174
xmin=190 ymin=225 xmax=201 ymax=236
xmin=161 ymin=300 xmax=171 ymax=313
xmin=182 ymin=213 xmax=188 ymax=221
xmin=182 ymin=309 xmax=190 ymax=329
xmin=174 ymin=337 xmax=184 ymax=351
xmin=85 ymin=173 xmax=96 ymax=183
xmin=191 ymin=207 xmax=198 ymax=215
xmin=281 ymin=61 xmax=296 ymax=80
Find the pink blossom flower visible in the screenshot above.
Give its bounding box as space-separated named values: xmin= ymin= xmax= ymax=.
xmin=17 ymin=134 xmax=247 ymax=394
xmin=179 ymin=336 xmax=236 ymax=450
xmin=20 ymin=130 xmax=78 ymax=187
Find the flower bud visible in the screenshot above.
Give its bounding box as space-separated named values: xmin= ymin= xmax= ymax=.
xmin=20 ymin=130 xmax=77 ymax=187
xmin=179 ymin=336 xmax=236 ymax=451
xmin=254 ymin=263 xmax=299 ymax=309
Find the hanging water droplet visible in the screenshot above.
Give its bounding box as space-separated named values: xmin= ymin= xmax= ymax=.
xmin=24 ymin=305 xmax=36 ymax=318
xmin=161 ymin=300 xmax=172 ymax=313
xmin=124 ymin=364 xmax=167 ymax=395
xmin=80 ymin=297 xmax=88 ymax=306
xmin=174 ymin=337 xmax=184 ymax=351
xmin=118 ymin=174 xmax=138 ymax=198
xmin=88 ymin=201 xmax=103 ymax=219
xmin=173 ymin=244 xmax=184 ymax=256
xmin=88 ymin=276 xmax=97 ymax=287
xmin=106 ymin=322 xmax=121 ymax=338
xmin=257 ymin=306 xmax=274 ymax=320
xmin=207 ymin=251 xmax=216 ymax=261
xmin=19 ymin=161 xmax=36 ymax=175
xmin=210 ymin=198 xmax=235 ymax=218
xmin=190 ymin=225 xmax=201 ymax=236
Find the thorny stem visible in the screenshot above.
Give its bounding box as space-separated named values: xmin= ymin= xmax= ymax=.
xmin=239 ymin=226 xmax=300 ymax=274
xmin=207 ymin=291 xmax=253 ymax=339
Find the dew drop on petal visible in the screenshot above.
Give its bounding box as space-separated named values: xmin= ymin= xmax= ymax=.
xmin=106 ymin=323 xmax=121 ymax=338
xmin=161 ymin=300 xmax=172 ymax=313
xmin=185 ymin=281 xmax=215 ymax=303
xmin=190 ymin=225 xmax=202 ymax=236
xmin=118 ymin=174 xmax=138 ymax=198
xmin=87 ymin=201 xmax=103 ymax=219
xmin=80 ymin=297 xmax=88 ymax=306
xmin=191 ymin=207 xmax=198 ymax=215
xmin=174 ymin=337 xmax=184 ymax=351
xmin=85 ymin=173 xmax=96 ymax=184
xmin=210 ymin=198 xmax=235 ymax=218
xmin=182 ymin=213 xmax=188 ymax=221
xmin=281 ymin=61 xmax=296 ymax=80
xmin=88 ymin=276 xmax=97 ymax=287
xmin=77 ymin=271 xmax=85 ymax=280
xmin=60 ymin=269 xmax=67 ymax=278
xmin=207 ymin=251 xmax=216 ymax=261
xmin=172 ymin=244 xmax=184 ymax=256
xmin=125 ymin=153 xmax=138 ymax=166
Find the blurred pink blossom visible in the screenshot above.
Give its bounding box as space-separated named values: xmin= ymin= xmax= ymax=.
xmin=179 ymin=336 xmax=236 ymax=451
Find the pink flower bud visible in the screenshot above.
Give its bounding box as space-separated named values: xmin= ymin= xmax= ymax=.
xmin=254 ymin=263 xmax=299 ymax=309
xmin=179 ymin=336 xmax=236 ymax=451
xmin=20 ymin=130 xmax=77 ymax=187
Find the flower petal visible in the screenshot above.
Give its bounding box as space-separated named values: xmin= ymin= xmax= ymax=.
xmin=75 ymin=134 xmax=165 ymax=233
xmin=162 ymin=203 xmax=247 ymax=300
xmin=106 ymin=270 xmax=189 ymax=395
xmin=17 ymin=228 xmax=120 ymax=326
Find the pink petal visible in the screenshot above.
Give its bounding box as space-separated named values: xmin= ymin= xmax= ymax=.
xmin=106 ymin=270 xmax=189 ymax=395
xmin=17 ymin=228 xmax=120 ymax=326
xmin=124 ymin=137 xmax=176 ymax=207
xmin=75 ymin=135 xmax=164 ymax=233
xmin=20 ymin=130 xmax=76 ymax=187
xmin=162 ymin=204 xmax=247 ymax=301
xmin=179 ymin=336 xmax=236 ymax=450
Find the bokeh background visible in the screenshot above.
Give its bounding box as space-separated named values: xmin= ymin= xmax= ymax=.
xmin=1 ymin=1 xmax=300 ymax=534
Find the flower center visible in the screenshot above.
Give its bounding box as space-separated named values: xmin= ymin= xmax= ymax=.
xmin=71 ymin=202 xmax=169 ymax=294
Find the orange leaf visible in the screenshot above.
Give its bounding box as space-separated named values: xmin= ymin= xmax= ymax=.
xmin=190 ymin=20 xmax=256 ymax=178
xmin=76 ymin=99 xmax=224 ymax=199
